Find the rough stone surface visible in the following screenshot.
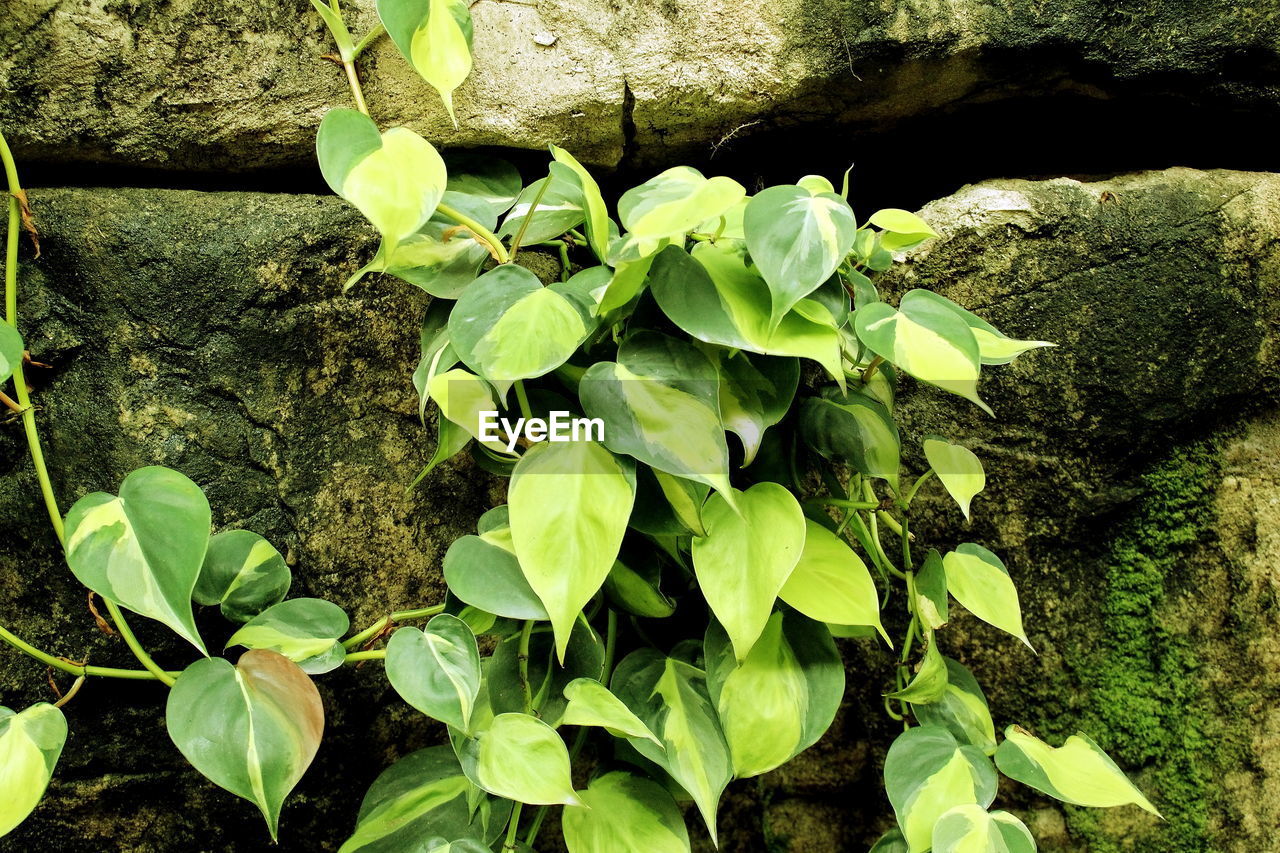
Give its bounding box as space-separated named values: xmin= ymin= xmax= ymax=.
xmin=2 ymin=167 xmax=1280 ymax=852
xmin=3 ymin=0 xmax=1279 ymax=172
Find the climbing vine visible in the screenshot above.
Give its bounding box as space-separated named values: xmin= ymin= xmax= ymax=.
xmin=0 ymin=1 xmax=1160 ymax=850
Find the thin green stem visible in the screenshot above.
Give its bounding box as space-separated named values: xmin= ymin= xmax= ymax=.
xmin=503 ymin=802 xmax=525 ymax=852
xmin=0 ymin=624 xmax=176 ymax=680
xmin=807 ymin=496 xmax=880 ymax=511
xmin=1 ymin=127 xmax=63 ymax=545
xmin=603 ymin=608 xmax=618 ymax=681
xmin=522 ymin=800 xmax=549 ymax=848
xmin=517 ymin=619 xmax=534 ymax=714
xmin=342 ymin=60 xmax=371 ymax=116
xmin=344 ymin=649 xmax=387 ymax=663
xmin=342 ymin=604 xmax=445 ymax=650
xmin=351 ymin=23 xmax=385 ymax=60
xmin=902 ymin=469 xmax=935 ymax=509
xmin=437 ymin=202 xmax=511 ymax=264
xmin=103 ymin=600 xmax=176 ymax=686
xmin=508 ymin=175 xmax=551 ymax=261
xmin=514 ymin=380 xmax=534 ymax=420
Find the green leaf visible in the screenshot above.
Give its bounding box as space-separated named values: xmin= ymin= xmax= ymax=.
xmin=886 ymin=632 xmax=948 ymax=703
xmin=579 ymin=331 xmax=733 ymax=499
xmin=457 ymin=713 xmax=581 ymax=806
xmin=932 ymin=804 xmax=1037 ymax=853
xmin=744 ymin=184 xmax=857 ymax=327
xmin=562 ymin=771 xmax=691 ymax=853
xmin=597 ymin=251 xmax=660 ymax=316
xmin=317 ymin=108 xmax=447 ymax=249
xmin=651 ymin=242 xmax=844 ymax=384
xmin=386 ymin=615 xmax=482 ymax=733
xmin=0 ymin=703 xmax=66 ymax=838
xmin=884 ymin=725 xmax=998 ymax=853
xmin=377 ymin=0 xmax=473 ymax=124
xmin=0 ymin=323 xmax=23 ymax=384
xmin=924 ymin=437 xmax=985 ymax=519
xmin=868 ymin=208 xmax=938 ymax=237
xmin=796 ymin=174 xmax=835 ymax=195
xmin=780 ymin=520 xmax=887 ymax=641
xmin=619 ymin=166 xmax=745 ymax=250
xmin=65 ymin=466 xmax=211 ymax=653
xmin=509 ymin=441 xmax=635 ymax=661
xmin=427 ymin=367 xmax=505 ymax=453
xmin=194 ymin=530 xmax=291 ymax=623
xmin=445 ymin=154 xmax=521 ymax=218
xmin=854 ymin=292 xmax=991 ymax=415
xmin=611 ymin=650 xmax=733 ymax=844
xmin=995 ymin=726 xmax=1159 ymax=815
xmin=558 ymin=678 xmax=661 ymax=745
xmin=443 ymin=524 xmax=549 ymax=621
xmin=692 ymin=482 xmax=806 ymax=662
xmin=603 ymin=551 xmax=677 ymax=618
xmin=916 ymin=658 xmax=997 ymax=755
xmin=943 ymin=544 xmax=1030 ymax=647
xmin=488 ymin=619 xmax=604 ymax=723
xmin=799 ymin=393 xmax=901 ymax=491
xmin=900 ymin=289 xmax=1054 ymax=366
xmin=370 ymin=223 xmax=491 ymax=298
xmin=414 ymin=301 xmax=459 ymax=424
xmin=710 ymin=348 xmax=799 ymax=466
xmin=339 ymin=746 xmax=510 ymax=853
xmin=869 ymin=828 xmax=910 ymax=853
xmin=549 ymin=145 xmax=610 ymax=261
xmin=915 ymin=548 xmax=950 ymax=630
xmin=498 ymin=165 xmax=587 ymax=246
xmin=226 ymin=598 xmax=349 ymax=674
xmin=166 ymin=650 xmax=324 ymax=839
xmin=448 ymin=265 xmax=590 ymax=382
xmin=704 ymin=610 xmax=843 ymax=778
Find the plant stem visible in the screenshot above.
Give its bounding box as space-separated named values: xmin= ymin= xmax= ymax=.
xmin=343 ymin=649 xmax=387 ymax=663
xmin=602 ymin=608 xmax=618 ymax=680
xmin=0 ymin=624 xmax=176 ymax=680
xmin=508 ymin=176 xmax=551 ymax=261
xmin=503 ymin=802 xmax=524 ymax=852
xmin=102 ymin=600 xmax=177 ymax=686
xmin=901 ymin=470 xmax=935 ymax=509
xmin=437 ymin=201 xmax=511 ymax=264
xmin=517 ymin=619 xmax=534 ymax=714
xmin=1 ymin=127 xmax=64 ymax=545
xmin=342 ymin=604 xmax=446 ymax=650
xmin=807 ymin=496 xmax=880 ymax=511
xmin=351 ymin=23 xmax=385 ymax=60
xmin=343 ymin=60 xmax=371 ymax=116
xmin=514 ymin=380 xmax=533 ymax=420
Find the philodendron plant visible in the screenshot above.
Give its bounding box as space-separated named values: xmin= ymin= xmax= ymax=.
xmin=0 ymin=2 xmax=1161 ymax=851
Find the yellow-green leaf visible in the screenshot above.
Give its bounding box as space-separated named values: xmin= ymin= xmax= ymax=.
xmin=562 ymin=771 xmax=691 ymax=853
xmin=995 ymin=726 xmax=1159 ymax=815
xmin=780 ymin=520 xmax=887 ymax=642
xmin=924 ymin=437 xmax=985 ymax=519
xmin=378 ymin=0 xmax=474 ymax=124
xmin=0 ymin=703 xmax=67 ymax=838
xmin=943 ymin=544 xmax=1030 ymax=647
xmin=558 ymin=678 xmax=661 ymax=745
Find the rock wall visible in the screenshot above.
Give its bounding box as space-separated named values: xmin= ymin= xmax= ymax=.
xmin=3 ymin=1 xmax=1280 ymax=851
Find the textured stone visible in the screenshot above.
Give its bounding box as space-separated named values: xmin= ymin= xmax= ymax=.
xmin=2 ymin=0 xmax=1279 ymax=172
xmin=3 ymin=168 xmax=1280 ymax=851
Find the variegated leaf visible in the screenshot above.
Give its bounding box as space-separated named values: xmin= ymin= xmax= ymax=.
xmin=916 ymin=658 xmax=998 ymax=755
xmin=562 ymin=771 xmax=691 ymax=853
xmin=924 ymin=436 xmax=985 ymax=519
xmin=194 ymin=529 xmax=291 ymax=623
xmin=225 ymin=598 xmax=349 ymax=674
xmin=884 ymin=725 xmax=998 ymax=853
xmin=457 ymin=713 xmax=581 ymax=806
xmin=943 ymin=544 xmax=1030 ymax=647
xmin=995 ymin=726 xmax=1159 ymax=815
xmin=0 ymin=703 xmax=67 ymax=838
xmin=386 ymin=615 xmax=482 ymax=733
xmin=558 ymin=678 xmax=661 ymax=745
xmin=378 ymin=0 xmax=473 ymax=124
xmin=780 ymin=520 xmax=887 ymax=641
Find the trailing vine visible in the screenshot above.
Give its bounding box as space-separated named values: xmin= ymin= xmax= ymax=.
xmin=0 ymin=1 xmax=1161 ymax=851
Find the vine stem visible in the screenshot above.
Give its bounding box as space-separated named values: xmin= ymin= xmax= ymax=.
xmin=1 ymin=128 xmax=63 ymax=545
xmin=0 ymin=624 xmax=177 ymax=681
xmin=103 ymin=600 xmax=176 ymax=687
xmin=341 ymin=604 xmax=446 ymax=651
xmin=517 ymin=619 xmax=534 ymax=714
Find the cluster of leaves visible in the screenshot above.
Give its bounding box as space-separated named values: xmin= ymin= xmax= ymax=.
xmin=0 ymin=1 xmax=1161 ymax=850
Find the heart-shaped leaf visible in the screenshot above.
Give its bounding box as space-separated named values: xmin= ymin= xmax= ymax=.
xmin=549 ymin=145 xmax=610 ymax=261
xmin=448 ymin=265 xmax=591 ymax=382
xmin=509 ymin=441 xmax=635 ymax=661
xmin=0 ymin=323 xmax=23 ymax=384
xmin=854 ymin=292 xmax=991 ymax=414
xmin=443 ymin=520 xmax=549 ymax=621
xmin=799 ymin=392 xmax=901 ymax=491
xmin=377 ymin=0 xmax=473 ymax=125
xmin=704 ymin=610 xmax=843 ymax=778
xmin=995 ymin=726 xmax=1159 ymax=815
xmin=943 ymin=544 xmax=1030 ymax=647
xmin=65 ymin=466 xmax=211 ymax=653
xmin=932 ymin=805 xmax=1036 ymax=853
xmin=166 ymin=650 xmax=324 ymax=839
xmin=194 ymin=529 xmax=291 ymax=623
xmin=886 ymin=632 xmax=948 ymax=704
xmin=884 ymin=725 xmax=998 ymax=853
xmin=611 ymin=650 xmax=732 ymax=843
xmin=691 ymin=482 xmax=805 ymax=661
xmin=903 ymin=289 xmax=1054 ymax=366
xmin=317 ymin=108 xmax=447 ymax=251
xmin=557 ymin=678 xmax=661 ymax=745
xmin=225 ymin=598 xmax=349 ymax=674
xmin=0 ymin=703 xmax=67 ymax=838
xmin=619 ymin=166 xmax=745 ymax=252
xmin=924 ymin=437 xmax=985 ymax=519
xmin=386 ymin=615 xmax=482 ymax=733
xmin=744 ymin=184 xmax=857 ymax=327
xmin=445 ymin=154 xmax=521 ymax=218
xmin=649 ymin=243 xmax=843 ymax=383
xmin=562 ymin=771 xmax=691 ymax=853
xmin=711 ymin=349 xmax=799 ymax=466
xmin=916 ymin=658 xmax=997 ymax=755
xmin=339 ymin=746 xmax=510 ymax=853
xmin=780 ymin=520 xmax=887 ymax=641
xmin=580 ymin=331 xmax=733 ymax=500
xmin=498 ymin=164 xmax=587 ymax=247
xmin=487 ymin=619 xmax=604 ymax=723
xmin=457 ymin=713 xmax=581 ymax=806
